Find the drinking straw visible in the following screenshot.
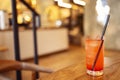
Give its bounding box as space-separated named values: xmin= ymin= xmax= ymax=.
xmin=92 ymin=14 xmax=110 ymax=71
xmin=100 ymin=14 xmax=110 ymax=40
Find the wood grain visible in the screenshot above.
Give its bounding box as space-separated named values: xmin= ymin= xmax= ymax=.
xmin=0 ymin=60 xmax=21 ymax=73
xmin=0 ymin=60 xmax=53 ymax=73
xmin=40 ymin=50 xmax=120 ymax=80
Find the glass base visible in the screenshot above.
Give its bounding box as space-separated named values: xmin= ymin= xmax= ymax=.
xmin=87 ymin=69 xmax=103 ymax=76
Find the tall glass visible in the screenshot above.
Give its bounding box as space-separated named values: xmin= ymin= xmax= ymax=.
xmin=85 ymin=39 xmax=104 ymax=76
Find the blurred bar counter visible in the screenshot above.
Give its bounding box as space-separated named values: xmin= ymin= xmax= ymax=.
xmin=0 ymin=28 xmax=69 ymax=60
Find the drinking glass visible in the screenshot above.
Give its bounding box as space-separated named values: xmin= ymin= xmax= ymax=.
xmin=85 ymin=39 xmax=104 ymax=76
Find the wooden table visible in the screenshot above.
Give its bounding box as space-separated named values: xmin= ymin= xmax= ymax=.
xmin=41 ymin=50 xmax=120 ymax=80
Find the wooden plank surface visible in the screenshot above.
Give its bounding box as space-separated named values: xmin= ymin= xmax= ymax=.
xmin=41 ymin=50 xmax=120 ymax=80
xmin=0 ymin=60 xmax=21 ymax=72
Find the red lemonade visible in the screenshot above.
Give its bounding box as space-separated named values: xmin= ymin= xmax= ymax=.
xmin=85 ymin=39 xmax=104 ymax=76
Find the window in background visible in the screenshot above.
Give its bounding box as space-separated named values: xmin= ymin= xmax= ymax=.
xmin=95 ymin=0 xmax=110 ymax=26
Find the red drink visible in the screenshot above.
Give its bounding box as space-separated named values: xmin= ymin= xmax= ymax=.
xmin=85 ymin=39 xmax=104 ymax=76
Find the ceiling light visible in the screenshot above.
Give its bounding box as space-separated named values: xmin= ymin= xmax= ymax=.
xmin=54 ymin=0 xmax=59 ymax=1
xmin=73 ymin=0 xmax=86 ymax=6
xmin=58 ymin=0 xmax=72 ymax=8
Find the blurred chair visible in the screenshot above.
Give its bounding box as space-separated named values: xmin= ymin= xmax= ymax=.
xmin=0 ymin=60 xmax=53 ymax=80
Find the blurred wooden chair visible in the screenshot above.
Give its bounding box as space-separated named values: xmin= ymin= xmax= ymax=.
xmin=0 ymin=46 xmax=53 ymax=79
xmin=0 ymin=60 xmax=53 ymax=73
xmin=0 ymin=60 xmax=53 ymax=80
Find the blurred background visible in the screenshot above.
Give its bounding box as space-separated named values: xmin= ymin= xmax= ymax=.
xmin=0 ymin=0 xmax=120 ymax=80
